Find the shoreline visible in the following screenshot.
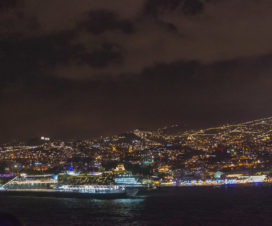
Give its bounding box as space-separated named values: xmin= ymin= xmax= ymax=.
xmin=159 ymin=181 xmax=272 ymax=187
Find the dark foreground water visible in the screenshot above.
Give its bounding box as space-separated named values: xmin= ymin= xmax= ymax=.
xmin=1 ymin=185 xmax=272 ymax=226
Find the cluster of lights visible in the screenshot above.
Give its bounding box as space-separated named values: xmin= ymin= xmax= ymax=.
xmin=58 ymin=185 xmax=125 ymax=193
xmin=178 ymin=176 xmax=266 ymax=186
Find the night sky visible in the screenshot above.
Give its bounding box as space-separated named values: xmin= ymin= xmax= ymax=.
xmin=1 ymin=0 xmax=272 ymax=142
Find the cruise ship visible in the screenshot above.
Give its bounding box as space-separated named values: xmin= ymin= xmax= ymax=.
xmin=114 ymin=173 xmax=143 ymax=196
xmin=0 ymin=171 xmax=143 ymax=198
xmin=0 ymin=186 xmax=128 ymax=199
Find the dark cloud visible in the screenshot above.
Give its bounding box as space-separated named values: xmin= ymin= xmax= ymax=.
xmin=182 ymin=0 xmax=204 ymax=15
xmin=1 ymin=0 xmax=272 ymax=142
xmin=144 ymin=0 xmax=204 ymax=17
xmin=0 ymin=0 xmax=21 ymax=11
xmin=78 ymin=10 xmax=135 ymax=35
xmin=0 ymin=31 xmax=78 ymax=90
xmin=23 ymin=0 xmax=145 ymax=33
xmin=2 ymin=0 xmax=272 ymax=80
xmin=49 ymin=0 xmax=272 ymax=80
xmin=2 ymin=53 xmax=272 ymax=142
xmin=144 ymin=0 xmax=182 ymax=16
xmin=78 ymin=42 xmax=123 ymax=68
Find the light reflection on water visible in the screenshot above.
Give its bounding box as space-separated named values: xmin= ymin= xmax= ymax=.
xmin=91 ymin=198 xmax=145 ymax=204
xmin=2 ymin=186 xmax=272 ymax=225
xmin=113 ymin=198 xmax=145 ymax=203
xmin=0 ymin=195 xmax=147 ymax=226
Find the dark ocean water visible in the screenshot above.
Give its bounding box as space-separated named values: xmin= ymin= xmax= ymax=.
xmin=1 ymin=185 xmax=272 ymax=226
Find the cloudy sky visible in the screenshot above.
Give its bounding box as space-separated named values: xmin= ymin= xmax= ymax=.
xmin=1 ymin=0 xmax=272 ymax=142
